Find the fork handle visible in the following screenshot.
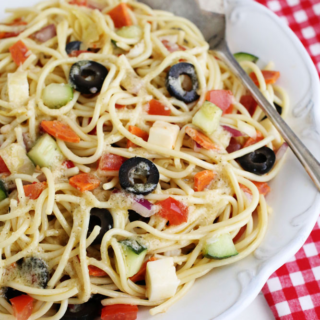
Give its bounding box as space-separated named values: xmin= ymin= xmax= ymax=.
xmin=219 ymin=46 xmax=320 ymax=191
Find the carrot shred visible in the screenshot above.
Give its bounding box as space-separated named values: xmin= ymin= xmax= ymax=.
xmin=9 ymin=40 xmax=29 ymax=66
xmin=185 ymin=126 xmax=219 ymax=150
xmin=242 ymin=131 xmax=264 ymax=148
xmin=108 ymin=3 xmax=133 ymax=28
xmin=41 ymin=121 xmax=80 ymax=143
xmin=250 ymin=70 xmax=280 ymax=86
xmin=88 ymin=265 xmax=108 ymax=277
xmin=129 ymin=257 xmax=157 ymax=283
xmin=148 ymin=99 xmax=171 ymax=116
xmin=23 ymin=182 xmax=46 ymax=200
xmin=194 ymin=170 xmax=215 ymax=192
xmin=69 ymin=173 xmax=100 ymax=192
xmin=239 ymin=182 xmax=271 ymax=196
xmin=127 ymin=126 xmax=149 ymax=148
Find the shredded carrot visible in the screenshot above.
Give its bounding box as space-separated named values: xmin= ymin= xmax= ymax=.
xmin=88 ymin=265 xmax=108 ymax=277
xmin=9 ymin=40 xmax=29 ymax=66
xmin=242 ymin=131 xmax=264 ymax=148
xmin=108 ymin=3 xmax=133 ymax=28
xmin=129 ymin=257 xmax=157 ymax=283
xmin=148 ymin=99 xmax=171 ymax=116
xmin=194 ymin=170 xmax=215 ymax=192
xmin=41 ymin=121 xmax=80 ymax=143
xmin=23 ymin=182 xmax=46 ymax=200
xmin=185 ymin=126 xmax=219 ymax=150
xmin=250 ymin=70 xmax=280 ymax=86
xmin=127 ymin=126 xmax=149 ymax=148
xmin=239 ymin=182 xmax=271 ymax=196
xmin=69 ymin=173 xmax=100 ymax=192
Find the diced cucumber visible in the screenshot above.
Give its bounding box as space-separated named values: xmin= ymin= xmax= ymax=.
xmin=119 ymin=239 xmax=147 ymax=277
xmin=0 ymin=180 xmax=8 ymax=201
xmin=28 ymin=134 xmax=64 ymax=168
xmin=192 ymin=101 xmax=222 ymax=135
xmin=203 ymin=233 xmax=238 ymax=260
xmin=42 ymin=83 xmax=73 ymax=109
xmin=116 ymin=26 xmax=142 ymax=39
xmin=234 ymin=52 xmax=259 ymax=63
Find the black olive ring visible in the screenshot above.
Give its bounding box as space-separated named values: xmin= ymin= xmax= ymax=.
xmin=237 ymin=146 xmax=276 ymax=175
xmin=69 ymin=60 xmax=108 ymax=95
xmin=66 ymin=41 xmax=82 ymax=55
xmin=166 ymin=62 xmax=200 ymax=103
xmin=61 ymin=299 xmax=102 ymax=320
xmin=119 ymin=157 xmax=159 ymax=195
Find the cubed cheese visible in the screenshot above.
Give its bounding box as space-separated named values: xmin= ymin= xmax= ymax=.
xmin=148 ymin=121 xmax=180 ymax=150
xmin=146 ymin=257 xmax=180 ymax=301
xmin=8 ymin=71 xmax=29 ymax=106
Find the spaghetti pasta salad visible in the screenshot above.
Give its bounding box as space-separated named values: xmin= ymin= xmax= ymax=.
xmin=0 ymin=0 xmax=289 ymax=319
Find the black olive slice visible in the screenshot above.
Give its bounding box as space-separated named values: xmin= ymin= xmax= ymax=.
xmin=166 ymin=62 xmax=199 ymax=103
xmin=66 ymin=41 xmax=82 ymax=55
xmin=261 ymin=103 xmax=282 ymax=121
xmin=88 ymin=208 xmax=113 ymax=245
xmin=119 ymin=157 xmax=159 ymax=195
xmin=4 ymin=288 xmax=25 ymax=303
xmin=237 ymin=146 xmax=276 ymax=175
xmin=61 ymin=300 xmax=101 ymax=320
xmin=128 ymin=210 xmax=149 ymax=223
xmin=69 ymin=60 xmax=108 ymax=94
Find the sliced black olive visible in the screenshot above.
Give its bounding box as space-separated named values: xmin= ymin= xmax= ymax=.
xmin=261 ymin=103 xmax=282 ymax=121
xmin=119 ymin=157 xmax=159 ymax=195
xmin=18 ymin=257 xmax=49 ymax=288
xmin=61 ymin=300 xmax=101 ymax=320
xmin=69 ymin=60 xmax=108 ymax=94
xmin=4 ymin=288 xmax=25 ymax=303
xmin=66 ymin=41 xmax=82 ymax=55
xmin=128 ymin=210 xmax=149 ymax=223
xmin=237 ymin=146 xmax=276 ymax=175
xmin=166 ymin=62 xmax=199 ymax=103
xmin=88 ymin=208 xmax=113 ymax=245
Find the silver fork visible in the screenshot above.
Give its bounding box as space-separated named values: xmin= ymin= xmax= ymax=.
xmin=138 ymin=0 xmax=320 ymax=191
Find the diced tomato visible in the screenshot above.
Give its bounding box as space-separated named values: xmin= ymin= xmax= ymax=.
xmin=108 ymin=3 xmax=133 ymax=29
xmin=240 ymin=95 xmax=257 ymax=116
xmin=101 ymin=304 xmax=138 ymax=320
xmin=242 ymin=131 xmax=264 ymax=148
xmin=23 ymin=182 xmax=46 ymax=200
xmin=115 ymin=104 xmax=125 ymax=109
xmin=240 ymin=182 xmax=270 ymax=196
xmin=127 ymin=126 xmax=149 ymax=148
xmin=10 ymin=295 xmax=33 ymax=320
xmin=0 ymin=156 xmax=10 ymax=174
xmin=129 ymin=257 xmax=157 ymax=283
xmin=88 ymin=265 xmax=108 ymax=277
xmin=98 ymin=154 xmax=125 ymax=171
xmin=69 ymin=173 xmax=100 ymax=192
xmin=205 ymin=90 xmax=233 ymax=115
xmin=233 ymin=226 xmax=246 ymax=243
xmin=9 ymin=40 xmax=29 ymax=66
xmin=148 ymin=99 xmax=171 ymax=116
xmin=185 ymin=126 xmax=219 ymax=150
xmin=250 ymin=71 xmax=280 ymax=86
xmin=63 ymin=160 xmax=75 ymax=169
xmin=161 ymin=40 xmax=186 ymax=53
xmin=157 ymin=197 xmax=188 ymax=226
xmin=194 ymin=170 xmax=215 ymax=192
xmin=0 ymin=19 xmax=27 ymax=39
xmin=68 ymin=50 xmax=91 ymax=57
xmin=226 ymin=137 xmax=242 ymax=154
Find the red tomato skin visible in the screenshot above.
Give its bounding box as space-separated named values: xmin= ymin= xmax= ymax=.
xmin=240 ymin=95 xmax=257 ymax=116
xmin=148 ymin=99 xmax=171 ymax=116
xmin=63 ymin=160 xmax=75 ymax=169
xmin=10 ymin=295 xmax=33 ymax=320
xmin=101 ymin=304 xmax=138 ymax=320
xmin=98 ymin=154 xmax=126 ymax=171
xmin=0 ymin=156 xmax=10 ymax=174
xmin=205 ymin=90 xmax=233 ymax=114
xmin=157 ymin=197 xmax=188 ymax=225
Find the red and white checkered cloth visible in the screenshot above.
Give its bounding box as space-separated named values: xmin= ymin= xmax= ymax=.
xmin=254 ymin=0 xmax=320 ymax=319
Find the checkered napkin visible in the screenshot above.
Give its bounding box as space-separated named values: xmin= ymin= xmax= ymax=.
xmin=254 ymin=1 xmax=320 ymax=319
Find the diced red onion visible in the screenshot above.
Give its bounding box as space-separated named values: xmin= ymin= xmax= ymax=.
xmin=33 ymin=24 xmax=56 ymax=42
xmin=276 ymin=142 xmax=288 ymax=161
xmin=193 ymin=141 xmax=202 ymax=152
xmin=222 ymin=125 xmax=247 ymax=137
xmin=132 ymin=198 xmax=156 ymax=218
xmin=227 ymin=137 xmax=242 ymax=154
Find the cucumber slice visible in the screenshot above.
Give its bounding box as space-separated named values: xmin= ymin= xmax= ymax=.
xmin=234 ymin=52 xmax=259 ymax=63
xmin=203 ymin=233 xmax=238 ymax=260
xmin=42 ymin=83 xmax=73 ymax=109
xmin=0 ymin=180 xmax=8 ymax=201
xmin=116 ymin=26 xmax=142 ymax=39
xmin=192 ymin=101 xmax=222 ymax=135
xmin=119 ymin=239 xmax=147 ymax=277
xmin=28 ymin=134 xmax=64 ymax=168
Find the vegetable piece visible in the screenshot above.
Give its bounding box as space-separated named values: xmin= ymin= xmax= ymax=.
xmin=7 ymin=71 xmax=29 ymax=106
xmin=98 ymin=153 xmax=125 ymax=171
xmin=42 ymin=83 xmax=74 ymax=109
xmin=88 ymin=265 xmax=108 ymax=277
xmin=243 ymin=131 xmax=264 ymax=148
xmin=101 ymin=304 xmax=138 ymax=320
xmin=157 ymin=197 xmax=188 ymax=225
xmin=0 ymin=180 xmax=8 ymax=201
xmin=205 ymin=90 xmax=233 ymax=115
xmin=128 ymin=210 xmax=149 ymax=223
xmin=32 ymin=24 xmax=56 ymax=42
xmin=227 ymin=137 xmax=242 ymax=154
xmin=108 ymin=3 xmax=133 ymax=28
xmin=63 ymin=160 xmax=75 ymax=169
xmin=69 ymin=0 xmax=87 ymax=5
xmin=131 ymin=198 xmax=157 ymax=218
xmin=237 ymin=120 xmax=256 ymax=139
xmin=239 ymin=181 xmax=271 ymax=196
xmin=63 ymin=300 xmax=102 ymax=320
xmin=145 ymin=258 xmax=180 ymax=301
xmin=240 ymin=95 xmax=257 ymax=116
xmin=66 ymin=41 xmax=83 ymax=55
xmin=23 ymin=182 xmax=46 ymax=200
xmin=5 ymin=288 xmax=25 ymax=303
xmin=116 ymin=26 xmax=142 ymax=39
xmin=237 ymin=146 xmax=276 ymax=175
xmin=28 ymin=134 xmax=64 ymax=168
xmin=127 ymin=126 xmax=149 ymax=148
xmin=194 ymin=170 xmax=215 ymax=192
xmin=185 ymin=126 xmax=219 ymax=150
xmin=41 ymin=121 xmax=80 ymax=143
xmin=129 ymin=257 xmax=157 ymax=283
xmin=88 ymin=208 xmax=113 ymax=245
xmin=250 ymin=70 xmax=280 ymax=86
xmin=0 ymin=19 xmax=27 ymax=39
xmin=222 ymin=125 xmax=246 ymax=137
xmin=233 ymin=52 xmax=259 ymax=63
xmin=9 ymin=40 xmax=29 ymax=66
xmin=203 ymin=233 xmax=238 ymax=259
xmin=161 ymin=40 xmax=186 ymax=52
xmin=148 ymin=121 xmax=179 ymax=150
xmin=192 ymin=101 xmax=222 ymax=135
xmin=119 ymin=239 xmax=147 ymax=277
xmin=10 ymin=295 xmax=33 ymax=320
xmin=148 ymin=99 xmax=171 ymax=116
xmin=69 ymin=60 xmax=108 ymax=95
xmin=119 ymin=157 xmax=159 ymax=195
xmin=69 ymin=173 xmax=100 ymax=192
xmin=0 ymin=157 xmax=10 ymax=174
xmin=166 ymin=62 xmax=199 ymax=103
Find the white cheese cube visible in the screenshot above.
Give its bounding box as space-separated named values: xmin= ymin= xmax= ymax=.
xmin=148 ymin=121 xmax=180 ymax=150
xmin=8 ymin=71 xmax=29 ymax=106
xmin=146 ymin=257 xmax=180 ymax=301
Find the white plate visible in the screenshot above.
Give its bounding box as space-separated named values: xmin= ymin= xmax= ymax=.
xmin=1 ymin=0 xmax=320 ymax=319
